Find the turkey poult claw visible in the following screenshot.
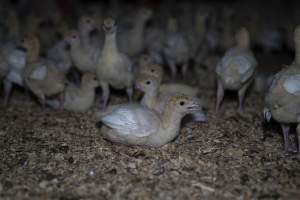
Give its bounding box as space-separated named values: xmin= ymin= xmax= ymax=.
xmin=215 ymin=27 xmax=257 ymax=113
xmin=95 ymin=95 xmax=203 ymax=147
xmin=264 ymin=25 xmax=300 ymax=154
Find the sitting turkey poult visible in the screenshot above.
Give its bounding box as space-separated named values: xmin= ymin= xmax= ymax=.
xmin=135 ymin=74 xmax=206 ymax=122
xmin=96 ymin=95 xmax=203 ymax=147
xmin=96 ymin=18 xmax=134 ymax=108
xmin=138 ymin=63 xmax=200 ymax=99
xmin=46 ymin=73 xmax=99 ymax=112
xmin=215 ymin=27 xmax=257 ymax=113
xmin=21 ymin=35 xmax=66 ymax=107
xmin=264 ymin=26 xmax=300 ymax=154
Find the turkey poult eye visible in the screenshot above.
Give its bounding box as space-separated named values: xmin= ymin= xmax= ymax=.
xmin=146 ymin=81 xmax=151 ymax=85
xmin=179 ymin=101 xmax=185 ymax=106
xmin=151 ymin=69 xmax=155 ymax=72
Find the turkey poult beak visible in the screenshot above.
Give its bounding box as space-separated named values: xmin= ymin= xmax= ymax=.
xmin=103 ymin=19 xmax=117 ymax=34
xmin=186 ymin=98 xmax=203 ymax=111
xmin=103 ymin=24 xmax=117 ymax=34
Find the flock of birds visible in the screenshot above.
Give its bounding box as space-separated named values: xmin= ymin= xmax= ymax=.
xmin=0 ymin=1 xmax=300 ymax=154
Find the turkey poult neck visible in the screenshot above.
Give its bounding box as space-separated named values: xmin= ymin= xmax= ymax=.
xmin=236 ymin=30 xmax=251 ymax=50
xmin=26 ymin=44 xmax=40 ymax=64
xmin=237 ymin=37 xmax=250 ymax=50
xmin=131 ymin=17 xmax=148 ymax=38
xmin=79 ymin=28 xmax=91 ymax=50
xmin=141 ymin=86 xmax=159 ymax=108
xmin=103 ymin=31 xmax=118 ymax=55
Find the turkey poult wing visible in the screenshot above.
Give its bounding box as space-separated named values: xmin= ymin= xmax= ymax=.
xmin=96 ymin=104 xmax=160 ymax=137
xmin=8 ymin=49 xmax=26 ymax=70
xmin=30 ymin=65 xmax=47 ymax=81
xmin=64 ymin=84 xmax=80 ymax=102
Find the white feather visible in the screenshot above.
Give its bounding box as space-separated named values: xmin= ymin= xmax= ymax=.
xmin=7 ymin=71 xmax=23 ymax=86
xmin=283 ymin=75 xmax=300 ymax=96
xmin=8 ymin=49 xmax=26 ymax=70
xmin=30 ymin=65 xmax=47 ymax=80
xmin=99 ymin=104 xmax=159 ymax=137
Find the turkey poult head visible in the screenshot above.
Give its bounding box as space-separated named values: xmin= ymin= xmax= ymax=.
xmin=103 ymin=18 xmax=117 ymax=34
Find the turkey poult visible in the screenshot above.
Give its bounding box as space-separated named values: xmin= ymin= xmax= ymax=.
xmin=46 ymin=73 xmax=99 ymax=112
xmin=118 ymin=8 xmax=152 ymax=57
xmin=215 ymin=27 xmax=257 ymax=113
xmin=21 ymin=35 xmax=66 ymax=107
xmin=1 ymin=43 xmax=26 ymax=105
xmin=135 ymin=74 xmax=206 ymax=122
xmin=96 ymin=18 xmax=134 ymax=108
xmin=65 ymin=30 xmax=99 ymax=74
xmin=138 ymin=63 xmax=198 ymax=98
xmin=95 ymin=95 xmax=203 ymax=147
xmin=163 ymin=17 xmax=190 ymax=79
xmin=264 ymin=26 xmax=300 ymax=154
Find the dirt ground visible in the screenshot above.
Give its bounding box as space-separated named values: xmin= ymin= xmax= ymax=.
xmin=1 ymin=57 xmax=300 ymax=200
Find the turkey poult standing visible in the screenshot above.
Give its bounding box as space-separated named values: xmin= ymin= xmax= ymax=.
xmin=264 ymin=26 xmax=300 ymax=154
xmin=163 ymin=17 xmax=190 ymax=79
xmin=215 ymin=27 xmax=257 ymax=113
xmin=96 ymin=95 xmax=203 ymax=147
xmin=96 ymin=18 xmax=134 ymax=108
xmin=21 ymin=35 xmax=66 ymax=107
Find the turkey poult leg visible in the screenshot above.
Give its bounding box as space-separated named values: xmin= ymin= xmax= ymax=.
xmin=281 ymin=124 xmax=297 ymax=153
xmin=167 ymin=60 xmax=177 ymax=79
xmin=297 ymin=124 xmax=300 ymax=155
xmin=100 ymin=82 xmax=110 ymax=108
xmin=126 ymin=87 xmax=133 ymax=102
xmin=58 ymin=93 xmax=65 ymax=110
xmin=216 ymin=80 xmax=224 ymax=113
xmin=3 ymin=79 xmax=12 ymax=106
xmin=181 ymin=63 xmax=188 ymax=79
xmin=238 ymin=81 xmax=251 ymax=113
